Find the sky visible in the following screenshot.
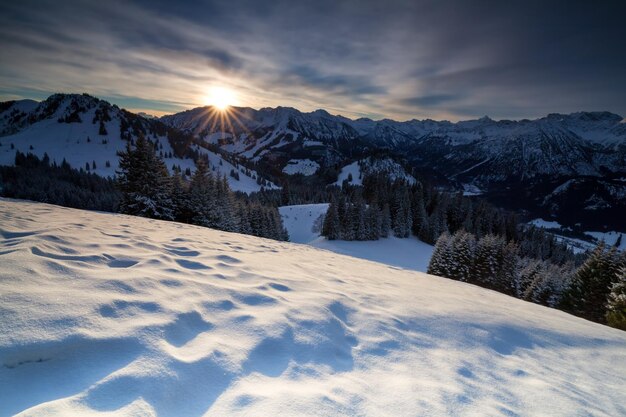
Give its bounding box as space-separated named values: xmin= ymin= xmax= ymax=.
xmin=0 ymin=0 xmax=625 ymax=121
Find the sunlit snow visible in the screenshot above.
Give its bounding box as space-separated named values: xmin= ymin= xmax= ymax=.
xmin=1 ymin=199 xmax=625 ymax=416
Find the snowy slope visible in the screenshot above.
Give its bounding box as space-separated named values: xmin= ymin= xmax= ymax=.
xmin=529 ymin=218 xmax=626 ymax=253
xmin=278 ymin=203 xmax=330 ymax=243
xmin=281 ymin=159 xmax=320 ymax=176
xmin=279 ymin=204 xmax=433 ymax=272
xmin=2 ymin=199 xmax=626 ymax=417
xmin=335 ymin=161 xmax=362 ymax=185
xmin=197 ymin=148 xmax=279 ymax=193
xmin=334 ymin=157 xmax=416 ymax=186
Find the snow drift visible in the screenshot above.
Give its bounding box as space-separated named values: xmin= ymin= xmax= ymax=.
xmin=1 ymin=199 xmax=625 ymax=417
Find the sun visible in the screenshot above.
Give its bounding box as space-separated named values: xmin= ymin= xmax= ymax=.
xmin=204 ymin=87 xmax=237 ymax=110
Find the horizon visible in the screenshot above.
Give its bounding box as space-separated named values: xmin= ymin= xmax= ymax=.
xmin=5 ymin=91 xmax=625 ymax=124
xmin=1 ymin=1 xmax=625 ymax=122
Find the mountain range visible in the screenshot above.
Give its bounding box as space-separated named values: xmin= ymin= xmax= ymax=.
xmin=1 ymin=93 xmax=625 ymax=230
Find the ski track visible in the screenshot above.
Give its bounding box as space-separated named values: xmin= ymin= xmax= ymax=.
xmin=0 ymin=199 xmax=625 ymax=417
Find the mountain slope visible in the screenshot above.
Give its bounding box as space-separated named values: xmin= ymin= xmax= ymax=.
xmin=1 ymin=198 xmax=625 ymax=417
xmin=0 ymin=94 xmax=277 ymax=193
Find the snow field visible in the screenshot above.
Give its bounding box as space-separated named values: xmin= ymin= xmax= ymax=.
xmin=281 ymin=159 xmax=320 ymax=176
xmin=0 ymin=199 xmax=625 ymax=417
xmin=279 ymin=204 xmax=434 ymax=272
xmin=529 ymin=218 xmax=626 ymax=252
xmin=334 ymin=161 xmax=362 ymax=186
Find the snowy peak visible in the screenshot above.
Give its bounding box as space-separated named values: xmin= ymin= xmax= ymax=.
xmin=161 ymin=105 xmax=626 ymax=160
xmin=545 ymin=111 xmax=623 ymax=124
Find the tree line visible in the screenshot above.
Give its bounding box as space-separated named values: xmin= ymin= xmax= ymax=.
xmin=321 ymin=173 xmax=576 ymax=263
xmin=0 ymin=151 xmax=119 ymax=211
xmin=428 ymin=230 xmax=626 ymax=329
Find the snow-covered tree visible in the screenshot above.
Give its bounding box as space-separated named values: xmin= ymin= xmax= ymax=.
xmin=563 ymin=243 xmax=621 ymax=323
xmin=322 ymin=200 xmax=341 ymax=240
xmin=116 ymin=136 xmax=174 ymax=220
xmin=187 ymin=159 xmax=218 ymax=228
xmin=428 ymin=232 xmax=452 ymax=278
xmin=448 ymin=230 xmax=476 ymax=282
xmin=606 ymin=265 xmax=626 ymax=330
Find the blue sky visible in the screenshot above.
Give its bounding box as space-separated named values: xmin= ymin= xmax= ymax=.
xmin=1 ymin=0 xmax=625 ymax=120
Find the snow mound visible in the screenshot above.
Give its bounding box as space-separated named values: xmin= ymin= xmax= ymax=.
xmin=1 ymin=199 xmax=626 ymax=417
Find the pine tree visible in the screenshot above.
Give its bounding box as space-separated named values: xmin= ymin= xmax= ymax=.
xmin=322 ymin=200 xmax=341 ymax=240
xmin=411 ymin=194 xmax=427 ymax=237
xmin=525 ymin=262 xmax=574 ymax=307
xmin=428 ymin=232 xmax=452 ymax=278
xmin=472 ymin=234 xmax=497 ymax=287
xmin=237 ymin=203 xmax=252 ymax=235
xmin=380 ymin=203 xmax=391 ymax=238
xmin=170 ymin=170 xmax=189 ymax=222
xmin=187 ymin=159 xmax=218 ymax=227
xmin=563 ymin=243 xmax=620 ymax=323
xmin=215 ymin=175 xmax=238 ymax=232
xmin=606 ymin=265 xmax=626 ymax=330
xmin=500 ymin=242 xmax=519 ymax=295
xmin=518 ymin=258 xmax=543 ymax=299
xmin=116 ymin=137 xmax=174 ymax=220
xmin=448 ymin=230 xmax=476 ymax=282
xmin=354 ymin=200 xmax=367 ymax=240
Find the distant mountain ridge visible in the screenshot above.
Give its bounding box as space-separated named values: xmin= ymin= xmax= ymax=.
xmin=160 ymin=105 xmax=626 ymax=179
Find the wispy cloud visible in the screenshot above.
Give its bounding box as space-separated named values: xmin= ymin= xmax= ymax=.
xmin=0 ymin=0 xmax=624 ymax=120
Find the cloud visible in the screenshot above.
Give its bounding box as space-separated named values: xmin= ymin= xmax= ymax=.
xmin=0 ymin=0 xmax=625 ymax=121
xmin=401 ymin=94 xmax=462 ymax=108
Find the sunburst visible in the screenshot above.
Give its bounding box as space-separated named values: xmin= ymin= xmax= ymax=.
xmin=204 ymin=87 xmax=237 ymax=111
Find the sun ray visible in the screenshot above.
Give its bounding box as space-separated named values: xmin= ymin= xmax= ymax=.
xmin=191 ymin=87 xmax=257 ymax=152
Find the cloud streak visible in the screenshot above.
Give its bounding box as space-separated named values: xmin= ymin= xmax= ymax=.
xmin=0 ymin=0 xmax=624 ymax=120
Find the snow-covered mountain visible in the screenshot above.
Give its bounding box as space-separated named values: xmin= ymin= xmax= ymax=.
xmin=0 ymin=94 xmax=277 ymax=193
xmin=2 ymin=198 xmax=625 ymax=416
xmin=162 ymin=105 xmax=626 ymax=230
xmin=161 ymin=105 xmax=363 ymax=167
xmin=161 ymin=106 xmax=626 ymax=180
